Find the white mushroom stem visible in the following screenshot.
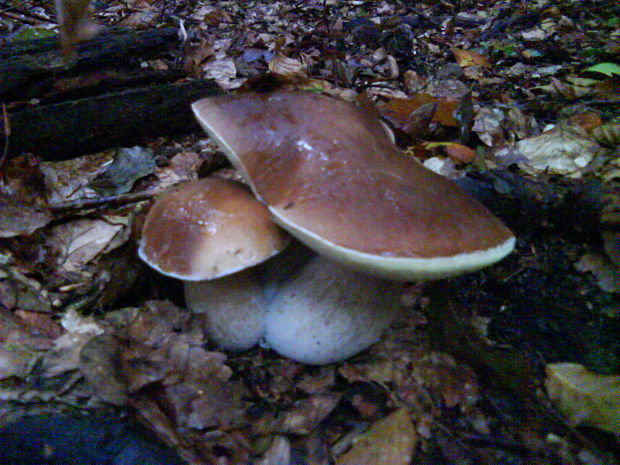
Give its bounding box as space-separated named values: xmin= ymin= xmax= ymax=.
xmin=184 ymin=268 xmax=266 ymax=352
xmin=264 ymin=256 xmax=402 ymax=365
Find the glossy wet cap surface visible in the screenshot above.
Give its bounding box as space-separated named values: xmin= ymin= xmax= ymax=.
xmin=192 ymin=91 xmax=515 ymax=280
xmin=139 ymin=177 xmax=289 ymax=280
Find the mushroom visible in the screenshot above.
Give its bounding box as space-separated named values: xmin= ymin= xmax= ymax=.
xmin=191 ymin=90 xmax=516 ymax=363
xmin=138 ymin=177 xmax=289 ymax=351
xmin=264 ymin=254 xmax=403 ymax=364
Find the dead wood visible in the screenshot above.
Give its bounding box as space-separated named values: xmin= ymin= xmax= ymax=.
xmin=457 ymin=170 xmax=609 ymax=243
xmin=5 ymin=80 xmax=223 ymax=160
xmin=0 ymin=27 xmax=180 ymax=102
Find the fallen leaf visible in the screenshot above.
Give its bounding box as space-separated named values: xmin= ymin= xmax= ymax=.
xmin=0 ymin=345 xmax=36 ymax=380
xmin=423 ymin=142 xmax=477 ymax=164
xmin=46 ymin=216 xmax=131 ymax=272
xmin=413 ymin=352 xmax=479 ymax=409
xmin=575 ymin=251 xmax=620 ymax=293
xmin=567 ymin=112 xmax=603 ymax=134
xmin=379 ymin=95 xmax=458 ymax=129
xmin=296 ymin=366 xmax=336 ymax=394
xmin=117 ymin=7 xmax=158 ymax=29
xmin=451 ymin=48 xmax=491 ymax=68
xmin=40 ymin=152 xmax=113 ymax=205
xmin=275 ymin=394 xmax=341 ymax=434
xmin=585 ymin=62 xmax=620 ymax=77
xmin=592 ymin=122 xmax=620 ymax=147
xmin=539 ymin=76 xmax=599 ymax=99
xmin=79 ymin=333 xmax=129 ymax=406
xmin=335 ymin=408 xmax=416 ymax=465
xmin=472 ymin=107 xmax=505 ymax=146
xmin=545 ymin=363 xmax=620 ymax=434
xmin=88 ymin=146 xmax=156 ymax=196
xmin=268 ymin=51 xmax=307 ymax=78
xmin=254 ymin=435 xmax=291 ymax=465
xmin=201 ymin=40 xmax=242 ymax=90
xmin=0 ymin=197 xmax=52 ymax=238
xmin=516 ymin=125 xmax=601 ymax=178
xmin=423 ymin=156 xmax=459 ymax=178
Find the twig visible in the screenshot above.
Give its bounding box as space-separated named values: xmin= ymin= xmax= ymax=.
xmin=0 ymin=103 xmax=9 ymax=172
xmin=49 ymin=189 xmax=164 ymax=213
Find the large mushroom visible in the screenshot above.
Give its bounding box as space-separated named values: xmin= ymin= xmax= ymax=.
xmin=138 ymin=177 xmax=289 ymax=351
xmin=191 ymin=90 xmax=516 ymax=364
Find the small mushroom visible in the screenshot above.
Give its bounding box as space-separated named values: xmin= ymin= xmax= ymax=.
xmin=191 ymin=91 xmax=515 ymax=363
xmin=138 ymin=177 xmax=289 ymax=351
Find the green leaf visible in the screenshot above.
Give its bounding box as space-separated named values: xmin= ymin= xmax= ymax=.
xmin=585 ymin=63 xmax=620 ymax=77
xmin=11 ymin=27 xmax=57 ymax=42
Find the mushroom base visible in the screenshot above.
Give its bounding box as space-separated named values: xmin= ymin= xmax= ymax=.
xmin=264 ymin=256 xmax=402 ymax=365
xmin=184 ymin=269 xmax=266 ymax=352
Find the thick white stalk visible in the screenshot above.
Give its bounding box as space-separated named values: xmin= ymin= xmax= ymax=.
xmin=264 ymin=256 xmax=402 ymax=365
xmin=184 ymin=269 xmax=266 ymax=351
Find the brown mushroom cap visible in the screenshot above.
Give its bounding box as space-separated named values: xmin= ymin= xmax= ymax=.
xmin=192 ymin=91 xmax=515 ymax=280
xmin=138 ymin=177 xmax=289 ymax=280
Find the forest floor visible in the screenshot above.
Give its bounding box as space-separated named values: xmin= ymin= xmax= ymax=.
xmin=0 ymin=0 xmax=619 ymax=464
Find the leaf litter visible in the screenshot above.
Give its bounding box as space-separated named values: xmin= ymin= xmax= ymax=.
xmin=1 ymin=0 xmax=619 ymax=463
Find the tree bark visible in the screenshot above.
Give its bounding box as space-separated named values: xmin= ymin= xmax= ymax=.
xmin=5 ymin=80 xmax=223 ymax=161
xmin=0 ymin=27 xmax=181 ymax=102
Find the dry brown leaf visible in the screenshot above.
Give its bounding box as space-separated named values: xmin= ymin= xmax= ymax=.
xmin=451 ymin=48 xmax=491 ymax=68
xmin=339 ymin=359 xmax=397 ymax=385
xmin=255 ymin=436 xmax=291 ymax=465
xmin=335 ymin=408 xmax=416 ymax=465
xmin=541 ymin=77 xmax=598 ymax=99
xmin=592 ymin=122 xmax=620 ymax=147
xmin=575 ymin=251 xmax=620 ymax=293
xmin=0 ymin=345 xmax=36 ymax=380
xmin=268 ymin=51 xmax=307 ymax=78
xmin=472 ymin=107 xmax=505 ymax=147
xmin=0 ymin=197 xmax=52 ymax=238
xmin=88 ymin=146 xmax=155 ymax=196
xmin=109 ymin=301 xmax=244 ymax=430
xmin=545 ymin=363 xmax=620 ymax=434
xmin=46 ymin=216 xmax=131 ymax=272
xmin=117 ymin=8 xmax=158 ymax=29
xmin=41 ymin=152 xmax=113 ymax=205
xmin=41 ymin=309 xmax=104 ymax=378
xmin=79 ymin=333 xmax=129 ymax=406
xmin=201 ymin=9 xmax=232 ymax=27
xmin=201 ymin=39 xmax=241 ymax=90
xmin=413 ymin=352 xmax=479 ymax=409
xmin=379 ymin=95 xmax=458 ymax=130
xmin=423 ymin=142 xmax=477 ymax=164
xmin=275 ymin=394 xmax=341 ymax=434
xmin=296 ymin=366 xmax=336 ymax=394
xmin=567 ymin=112 xmax=603 ymax=133
xmin=516 ymin=125 xmax=601 ymax=178
xmin=183 ymin=40 xmax=215 ymax=75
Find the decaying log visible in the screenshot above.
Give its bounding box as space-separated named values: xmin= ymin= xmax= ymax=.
xmin=456 ymin=170 xmax=611 ymax=244
xmin=5 ymin=80 xmax=223 ymax=160
xmin=0 ymin=27 xmax=180 ymax=102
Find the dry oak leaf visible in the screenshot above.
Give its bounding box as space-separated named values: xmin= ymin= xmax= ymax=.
xmin=336 ymin=408 xmax=416 ymax=465
xmin=545 ymin=362 xmax=620 ymax=434
xmin=516 ymin=125 xmax=601 ymax=178
xmin=451 ymin=48 xmax=491 ymax=68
